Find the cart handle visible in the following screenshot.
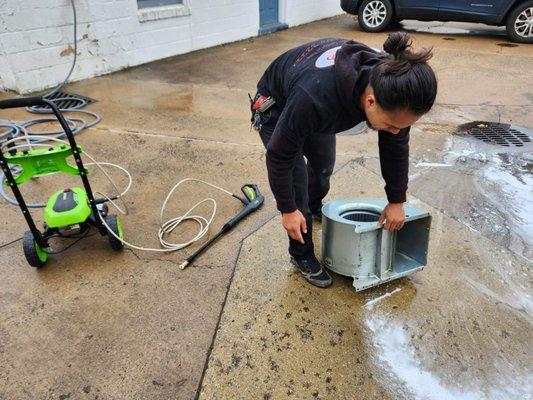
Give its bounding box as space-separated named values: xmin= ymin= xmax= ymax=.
xmin=0 ymin=97 xmax=73 ymax=142
xmin=0 ymin=96 xmax=107 ymax=234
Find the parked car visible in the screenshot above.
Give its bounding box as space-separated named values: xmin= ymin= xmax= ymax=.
xmin=341 ymin=0 xmax=533 ymax=43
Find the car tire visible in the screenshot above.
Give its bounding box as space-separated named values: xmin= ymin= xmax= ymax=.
xmin=506 ymin=1 xmax=533 ymax=43
xmin=357 ymin=0 xmax=394 ymax=32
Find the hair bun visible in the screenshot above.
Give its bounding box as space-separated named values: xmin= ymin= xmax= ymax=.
xmin=383 ymin=32 xmax=412 ymax=57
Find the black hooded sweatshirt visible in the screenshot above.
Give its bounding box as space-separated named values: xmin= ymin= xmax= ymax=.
xmin=257 ymin=38 xmax=409 ymax=213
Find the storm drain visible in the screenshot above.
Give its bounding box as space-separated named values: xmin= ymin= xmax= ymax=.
xmin=458 ymin=122 xmax=532 ymax=147
xmin=29 ymin=90 xmax=96 ymax=112
xmin=340 ymin=210 xmax=381 ymax=222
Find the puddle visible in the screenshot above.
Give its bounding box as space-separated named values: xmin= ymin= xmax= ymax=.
xmin=366 ymin=314 xmax=479 ymax=400
xmin=363 ymin=288 xmax=532 ymax=400
xmin=365 ymin=312 xmax=533 ymax=400
xmin=412 ymin=122 xmax=532 ymax=260
xmin=442 ymin=133 xmax=532 ymax=259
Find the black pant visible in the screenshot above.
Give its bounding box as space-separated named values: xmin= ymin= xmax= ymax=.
xmin=258 ymin=110 xmax=336 ymax=258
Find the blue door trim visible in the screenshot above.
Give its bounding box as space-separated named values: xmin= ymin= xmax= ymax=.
xmin=259 ymin=22 xmax=288 ymax=35
xmin=259 ymin=0 xmax=288 ymax=35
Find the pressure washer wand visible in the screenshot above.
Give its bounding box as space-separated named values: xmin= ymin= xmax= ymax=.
xmin=179 ymin=184 xmax=264 ymax=269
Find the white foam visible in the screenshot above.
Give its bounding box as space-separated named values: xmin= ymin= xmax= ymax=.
xmin=482 ymin=153 xmax=533 ymax=249
xmin=366 ymin=315 xmax=479 ymax=400
xmin=415 ymin=162 xmax=454 ymax=168
xmin=365 ymin=288 xmax=401 ymax=309
xmin=365 ymin=314 xmax=533 ymax=400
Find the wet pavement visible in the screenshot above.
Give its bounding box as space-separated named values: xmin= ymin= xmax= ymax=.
xmin=1 ymin=15 xmax=532 ymax=400
xmin=198 ymin=160 xmax=532 ymax=400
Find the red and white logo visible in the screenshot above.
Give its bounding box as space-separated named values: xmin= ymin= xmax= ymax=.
xmin=315 ymin=46 xmax=342 ymax=68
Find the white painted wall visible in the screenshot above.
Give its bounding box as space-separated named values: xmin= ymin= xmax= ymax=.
xmin=0 ymin=0 xmax=342 ymax=94
xmin=281 ymin=0 xmax=342 ymax=27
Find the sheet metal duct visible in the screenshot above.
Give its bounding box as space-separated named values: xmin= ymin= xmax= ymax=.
xmin=321 ymin=199 xmax=431 ymax=291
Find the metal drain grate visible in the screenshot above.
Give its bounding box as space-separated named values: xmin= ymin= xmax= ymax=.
xmin=31 ymin=91 xmax=96 ymax=112
xmin=460 ymin=122 xmax=532 ymax=147
xmin=340 ymin=210 xmax=381 ymax=222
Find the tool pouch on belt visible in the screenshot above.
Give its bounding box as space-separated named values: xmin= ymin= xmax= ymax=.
xmin=249 ymin=93 xmax=276 ymax=132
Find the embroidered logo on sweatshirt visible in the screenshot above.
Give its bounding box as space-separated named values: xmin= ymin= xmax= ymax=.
xmin=315 ymin=46 xmax=342 ymax=69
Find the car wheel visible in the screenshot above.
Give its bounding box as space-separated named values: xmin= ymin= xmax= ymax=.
xmin=506 ymin=1 xmax=533 ymax=43
xmin=357 ymin=0 xmax=394 ymax=32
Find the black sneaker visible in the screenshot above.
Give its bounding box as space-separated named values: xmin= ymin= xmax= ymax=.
xmin=290 ymin=255 xmax=332 ymax=288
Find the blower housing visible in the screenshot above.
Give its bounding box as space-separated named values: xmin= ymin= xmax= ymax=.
xmin=321 ymin=199 xmax=431 ymax=291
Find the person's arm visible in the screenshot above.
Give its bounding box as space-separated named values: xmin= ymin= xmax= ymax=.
xmin=377 ymin=127 xmax=410 ymax=230
xmin=265 ymin=90 xmax=319 ymax=242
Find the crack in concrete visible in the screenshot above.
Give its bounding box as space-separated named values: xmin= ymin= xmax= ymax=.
xmin=124 ymin=247 xmax=141 ymax=260
xmin=124 ymin=247 xmax=185 ymax=268
xmin=193 ymin=157 xmax=354 ymax=399
xmin=190 ymin=264 xmax=228 ymax=270
xmin=122 ymin=232 xmax=276 ymax=270
xmin=93 ymin=126 xmax=262 ymax=148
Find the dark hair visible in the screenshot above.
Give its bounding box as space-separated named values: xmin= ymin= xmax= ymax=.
xmin=370 ymin=32 xmax=437 ymax=115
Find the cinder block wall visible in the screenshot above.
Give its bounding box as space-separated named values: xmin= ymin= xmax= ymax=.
xmin=0 ymin=0 xmax=342 ymax=94
xmin=283 ymin=0 xmax=342 ymax=27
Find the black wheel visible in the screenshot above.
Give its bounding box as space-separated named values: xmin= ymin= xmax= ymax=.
xmin=357 ymin=0 xmax=394 ymax=32
xmin=506 ymin=1 xmax=533 ymax=43
xmin=105 ymin=214 xmax=124 ymax=251
xmin=22 ymin=231 xmax=48 ymax=268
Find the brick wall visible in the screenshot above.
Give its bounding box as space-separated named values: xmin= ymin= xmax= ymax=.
xmin=0 ymin=0 xmax=342 ymax=94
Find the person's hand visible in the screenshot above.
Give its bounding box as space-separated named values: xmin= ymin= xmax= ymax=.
xmin=282 ymin=210 xmax=307 ymax=244
xmin=379 ymin=203 xmax=405 ymax=231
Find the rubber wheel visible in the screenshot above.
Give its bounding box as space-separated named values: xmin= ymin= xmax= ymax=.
xmin=506 ymin=1 xmax=533 ymax=43
xmin=22 ymin=231 xmax=47 ymax=268
xmin=358 ymin=0 xmax=393 ymax=32
xmin=105 ymin=214 xmax=124 ymax=251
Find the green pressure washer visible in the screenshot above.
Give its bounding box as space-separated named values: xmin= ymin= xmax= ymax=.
xmin=0 ymin=97 xmax=124 ymax=268
xmin=1 ymin=97 xmax=265 ymax=269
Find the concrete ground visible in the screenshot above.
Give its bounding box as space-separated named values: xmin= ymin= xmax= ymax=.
xmin=1 ymin=15 xmax=532 ymax=400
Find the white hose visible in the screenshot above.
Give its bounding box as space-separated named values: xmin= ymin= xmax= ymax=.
xmin=1 ymin=135 xmax=237 ymax=254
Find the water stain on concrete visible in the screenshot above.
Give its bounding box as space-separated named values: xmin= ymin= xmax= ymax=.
xmin=153 ymin=86 xmax=194 ymax=112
